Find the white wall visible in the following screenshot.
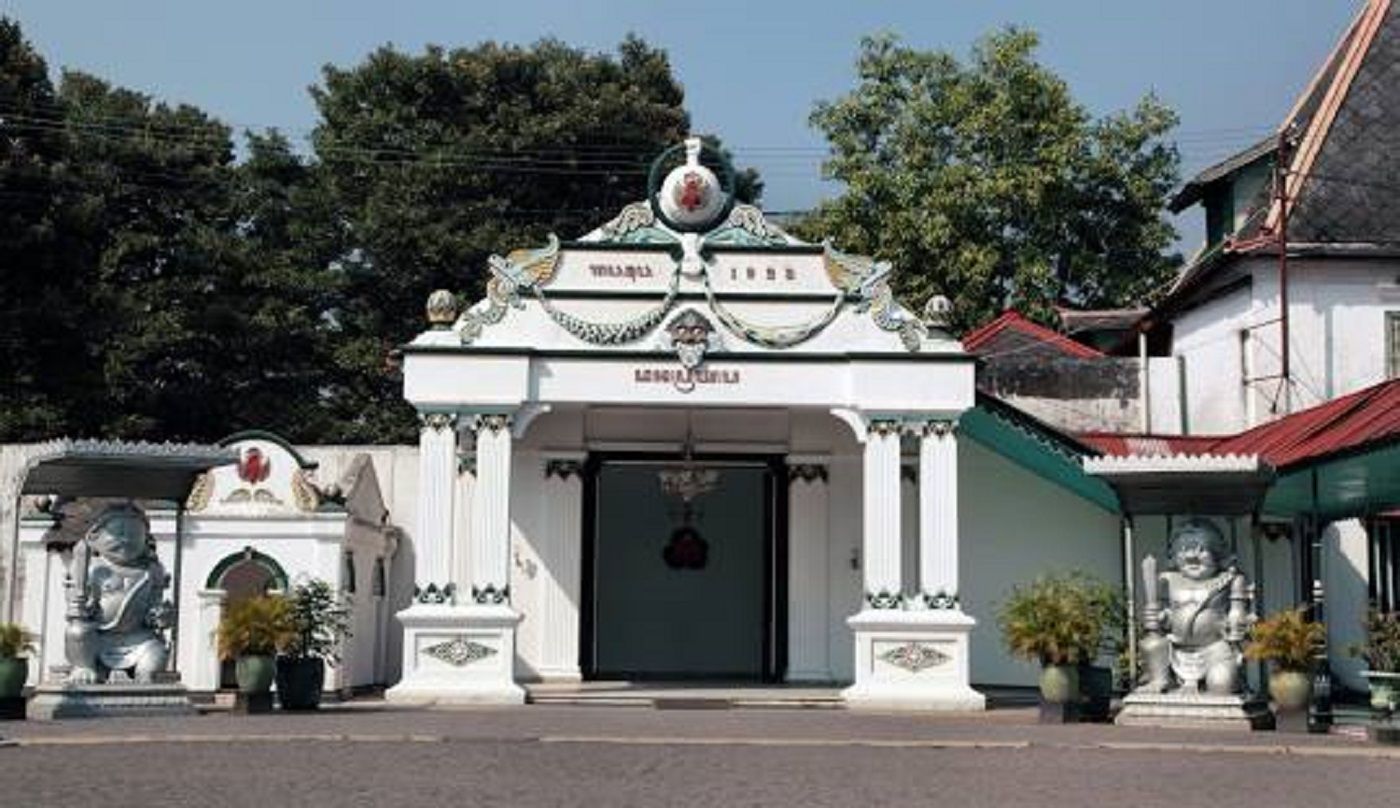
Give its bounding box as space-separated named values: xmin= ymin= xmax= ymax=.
xmin=1169 ymin=257 xmax=1400 ymax=435
xmin=959 ymin=438 xmax=1122 ymax=687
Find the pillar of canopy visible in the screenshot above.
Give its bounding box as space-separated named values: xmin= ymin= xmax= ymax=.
xmin=387 ymin=410 xmax=525 ymax=705
xmin=841 ymin=415 xmax=985 ymax=712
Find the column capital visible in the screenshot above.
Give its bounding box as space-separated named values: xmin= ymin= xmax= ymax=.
xmin=787 ymin=463 xmax=829 ymax=484
xmin=910 ymin=417 xmax=958 ymax=438
xmin=419 ymin=411 xmax=458 ymax=432
xmin=467 ymin=412 xmax=513 ymax=434
xmin=867 ymin=418 xmax=903 ymax=438
xmin=544 ymin=459 xmax=586 ymax=480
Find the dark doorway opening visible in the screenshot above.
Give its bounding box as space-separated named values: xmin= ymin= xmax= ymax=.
xmin=580 ymin=453 xmax=787 ymax=682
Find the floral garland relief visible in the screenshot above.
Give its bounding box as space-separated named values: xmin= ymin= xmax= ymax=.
xmin=455 ymin=207 xmax=927 ymax=353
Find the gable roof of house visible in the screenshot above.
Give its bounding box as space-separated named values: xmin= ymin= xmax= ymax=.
xmin=962 ymin=310 xmax=1104 ymax=360
xmin=1151 ymin=0 xmax=1400 ymax=321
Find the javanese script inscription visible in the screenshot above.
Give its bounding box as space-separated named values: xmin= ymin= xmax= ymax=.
xmin=590 ymin=263 xmax=655 ymax=281
xmin=634 ymin=366 xmax=741 ymax=394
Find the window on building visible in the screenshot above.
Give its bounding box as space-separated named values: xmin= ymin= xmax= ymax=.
xmin=1388 ymin=312 xmax=1400 ymax=379
xmin=343 ymin=551 xmax=357 ymax=594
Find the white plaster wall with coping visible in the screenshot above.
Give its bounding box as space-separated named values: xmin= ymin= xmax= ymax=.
xmin=1168 ymin=257 xmax=1399 ymax=436
xmin=957 ymin=438 xmax=1121 ymax=687
xmin=1169 ymin=283 xmax=1258 ymax=435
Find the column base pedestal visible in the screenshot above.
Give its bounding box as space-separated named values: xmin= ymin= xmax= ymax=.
xmin=842 ymin=609 xmax=985 ymax=712
xmin=386 ymin=603 xmax=525 ymax=706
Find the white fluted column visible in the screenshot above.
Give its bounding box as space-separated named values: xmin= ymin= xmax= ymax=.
xmin=787 ymin=461 xmax=831 ymax=682
xmin=861 ymin=419 xmax=904 ymax=607
xmin=388 ymin=409 xmax=523 ymax=705
xmin=844 ymin=413 xmax=983 ymax=712
xmin=918 ymin=419 xmax=959 ymax=607
xmin=415 ymin=412 xmax=458 ymax=600
xmin=469 ymin=413 xmax=513 ymax=605
xmin=538 ymin=456 xmax=584 ymax=681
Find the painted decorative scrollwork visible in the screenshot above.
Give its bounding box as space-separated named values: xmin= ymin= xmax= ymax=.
xmin=823 ymin=242 xmax=926 ymax=352
xmin=866 ymin=590 xmax=904 ymax=610
xmin=787 ymin=464 xmax=828 ymax=484
xmin=596 ymin=201 xmax=677 ymax=244
xmin=881 ymin=642 xmax=951 ymax=673
xmin=421 ymin=412 xmax=457 ymax=432
xmin=545 ymin=459 xmax=585 ymax=480
xmin=459 ymin=235 xmax=562 ymax=344
xmin=536 ymin=268 xmax=680 ymax=345
xmin=415 ymin=582 xmax=457 ymax=605
xmin=701 ymin=266 xmax=846 ymax=349
xmin=472 ymin=583 xmax=510 ymax=605
xmin=700 ymin=204 xmax=793 ymax=247
xmin=423 ymin=637 xmax=497 ymax=667
xmin=470 ymin=414 xmax=511 ymax=434
xmin=922 ymin=590 xmax=960 ymax=610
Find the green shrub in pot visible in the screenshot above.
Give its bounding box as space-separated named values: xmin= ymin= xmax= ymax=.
xmin=0 ymin=623 xmax=35 ymax=699
xmin=217 ymin=595 xmax=294 ymax=696
xmin=1244 ymin=607 xmax=1324 ymax=711
xmin=276 ymin=578 xmax=351 ymax=710
xmin=998 ymin=572 xmax=1122 ymax=707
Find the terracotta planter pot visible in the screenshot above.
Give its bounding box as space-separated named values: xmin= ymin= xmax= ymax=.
xmin=1269 ymin=669 xmax=1312 ymax=712
xmin=1364 ymin=670 xmax=1400 ymax=717
xmin=276 ymin=657 xmax=326 ymax=711
xmin=1039 ymin=664 xmax=1079 ymax=705
xmin=0 ymin=657 xmax=28 ymax=699
xmin=235 ymin=655 xmax=276 ymax=695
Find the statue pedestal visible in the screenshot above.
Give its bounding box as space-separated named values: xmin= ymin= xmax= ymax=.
xmin=28 ymin=681 xmax=196 ymax=721
xmin=1115 ymin=691 xmax=1274 ymax=731
xmin=386 ymin=603 xmax=524 ymax=706
xmin=841 ymin=609 xmax=986 ymax=712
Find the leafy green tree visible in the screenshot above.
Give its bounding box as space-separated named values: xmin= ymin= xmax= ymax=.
xmin=0 ymin=18 xmax=76 ymax=439
xmin=55 ymin=70 xmax=239 ymax=440
xmin=803 ymin=30 xmax=1181 ymax=332
xmin=309 ymin=35 xmax=737 ymax=442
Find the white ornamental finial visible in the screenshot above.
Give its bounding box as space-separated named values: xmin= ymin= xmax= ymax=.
xmin=684 ymin=136 xmax=703 ymax=166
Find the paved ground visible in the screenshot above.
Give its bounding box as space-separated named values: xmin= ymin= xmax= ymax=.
xmin=3 ymin=705 xmax=1398 ymax=807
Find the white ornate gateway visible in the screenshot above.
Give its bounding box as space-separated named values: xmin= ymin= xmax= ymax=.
xmin=392 ymin=139 xmax=984 ymax=710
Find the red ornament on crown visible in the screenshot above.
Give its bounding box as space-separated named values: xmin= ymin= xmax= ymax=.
xmin=237 ymin=447 xmax=271 ymax=484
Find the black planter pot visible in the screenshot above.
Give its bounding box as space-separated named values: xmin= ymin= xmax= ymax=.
xmin=1077 ymin=664 xmax=1114 ymax=723
xmin=275 ymin=656 xmax=325 ymax=711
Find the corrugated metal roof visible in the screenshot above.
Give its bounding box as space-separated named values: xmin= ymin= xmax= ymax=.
xmin=962 ymin=309 xmax=1104 ymax=359
xmin=1080 ymin=378 xmax=1400 ymax=470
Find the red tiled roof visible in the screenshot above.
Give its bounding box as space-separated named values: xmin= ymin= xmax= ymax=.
xmin=1080 ymin=378 xmax=1400 ymax=470
xmin=962 ymin=310 xmax=1104 ymax=359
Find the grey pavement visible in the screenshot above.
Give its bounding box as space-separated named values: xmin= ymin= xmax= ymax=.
xmin=3 ymin=705 xmax=1398 ymax=807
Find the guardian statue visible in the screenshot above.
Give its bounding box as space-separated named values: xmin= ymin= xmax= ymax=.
xmin=63 ymin=503 xmax=172 ymax=683
xmin=1138 ymin=517 xmax=1252 ymax=695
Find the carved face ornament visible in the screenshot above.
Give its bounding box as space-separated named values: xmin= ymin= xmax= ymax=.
xmin=665 ymin=310 xmax=718 ymax=370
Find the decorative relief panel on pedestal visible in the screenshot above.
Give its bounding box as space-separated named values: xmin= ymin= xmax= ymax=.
xmin=879 ymin=641 xmax=951 ymax=673
xmin=423 ymin=637 xmax=497 ymax=667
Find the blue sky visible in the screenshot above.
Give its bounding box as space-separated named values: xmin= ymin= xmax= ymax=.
xmin=1 ymin=0 xmax=1362 ymax=239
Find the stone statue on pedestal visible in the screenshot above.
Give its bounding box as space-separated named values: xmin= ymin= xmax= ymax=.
xmin=63 ymin=503 xmax=172 ymax=684
xmin=1117 ymin=517 xmax=1270 ymax=729
xmin=1138 ymin=517 xmax=1251 ymax=695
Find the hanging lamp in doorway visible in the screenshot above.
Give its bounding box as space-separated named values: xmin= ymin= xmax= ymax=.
xmin=658 ymin=418 xmax=716 ymax=570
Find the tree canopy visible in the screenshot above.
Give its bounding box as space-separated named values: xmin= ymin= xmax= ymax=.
xmin=0 ymin=21 xmax=729 ymax=443
xmin=803 ymin=30 xmax=1181 ymax=332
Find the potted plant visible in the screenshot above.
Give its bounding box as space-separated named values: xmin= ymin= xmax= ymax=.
xmin=0 ymin=622 xmax=35 ymax=700
xmin=276 ymin=578 xmax=351 ymax=710
xmin=999 ymin=572 xmax=1121 ymax=717
xmin=217 ymin=595 xmax=294 ymax=698
xmin=1351 ymin=608 xmax=1400 ymax=719
xmin=1245 ymin=606 xmax=1324 ymax=711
